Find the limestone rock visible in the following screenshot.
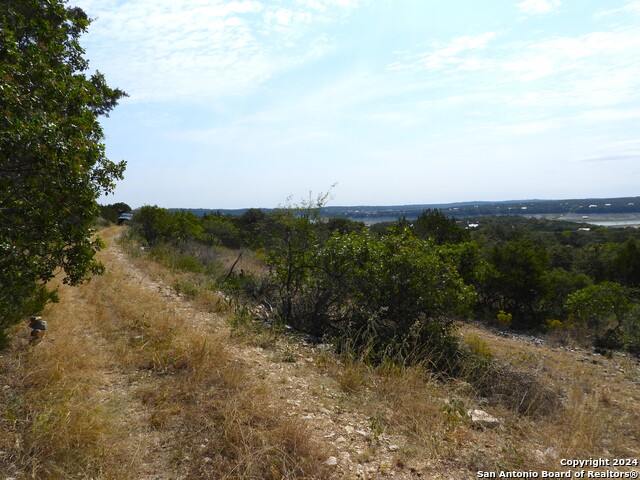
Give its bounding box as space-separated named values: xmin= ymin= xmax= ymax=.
xmin=325 ymin=456 xmax=338 ymax=466
xmin=467 ymin=409 xmax=501 ymax=429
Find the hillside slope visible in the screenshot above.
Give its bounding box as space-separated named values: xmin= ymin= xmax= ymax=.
xmin=1 ymin=227 xmax=639 ymax=479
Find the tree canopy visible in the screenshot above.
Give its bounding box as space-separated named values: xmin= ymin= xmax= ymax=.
xmin=0 ymin=0 xmax=126 ymax=341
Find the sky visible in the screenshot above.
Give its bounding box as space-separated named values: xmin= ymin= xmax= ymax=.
xmin=74 ymin=0 xmax=640 ymax=209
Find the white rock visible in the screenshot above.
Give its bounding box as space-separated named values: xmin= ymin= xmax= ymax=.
xmin=388 ymin=444 xmax=399 ymax=451
xmin=467 ymin=409 xmax=501 ymax=429
xmin=325 ymin=456 xmax=338 ymax=466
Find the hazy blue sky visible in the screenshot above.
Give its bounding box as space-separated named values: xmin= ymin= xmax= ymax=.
xmin=75 ymin=0 xmax=640 ymax=209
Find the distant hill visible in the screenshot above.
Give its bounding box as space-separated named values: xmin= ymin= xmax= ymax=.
xmin=170 ymin=196 xmax=640 ymax=225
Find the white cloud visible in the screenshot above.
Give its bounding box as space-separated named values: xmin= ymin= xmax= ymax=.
xmin=388 ymin=32 xmax=497 ymax=72
xmin=495 ymin=120 xmax=564 ymax=136
xmin=594 ymin=1 xmax=640 ymax=19
xmin=575 ymin=108 xmax=640 ymax=124
xmin=274 ymin=8 xmax=293 ymax=25
xmin=504 ymin=28 xmax=640 ymax=108
xmin=501 ymin=55 xmax=555 ymax=81
xmin=77 ymin=0 xmax=359 ymax=103
xmin=516 ymin=0 xmax=561 ymax=15
xmin=390 ymin=24 xmax=640 ymax=112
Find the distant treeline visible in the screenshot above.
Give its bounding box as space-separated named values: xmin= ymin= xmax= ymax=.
xmin=167 ymin=195 xmax=640 ymax=223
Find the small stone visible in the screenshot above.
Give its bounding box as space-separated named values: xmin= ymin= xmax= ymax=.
xmin=388 ymin=444 xmax=399 ymax=452
xmin=467 ymin=409 xmax=501 ymax=429
xmin=204 ymin=457 xmax=212 ymax=463
xmin=544 ymin=447 xmax=559 ymax=460
xmin=325 ymin=456 xmax=338 ymax=466
xmin=356 ymin=429 xmax=369 ymax=438
xmin=344 ymin=425 xmax=355 ymax=434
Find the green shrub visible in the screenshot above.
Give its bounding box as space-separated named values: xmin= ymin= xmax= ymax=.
xmin=544 ymin=318 xmax=564 ymax=331
xmin=496 ymin=310 xmax=512 ymax=329
xmin=171 ymin=254 xmax=202 ymax=273
xmin=464 ymin=334 xmax=493 ymax=360
xmin=594 ymin=328 xmax=624 ymax=350
xmin=173 ymin=280 xmax=200 ymax=299
xmin=268 ymin=223 xmax=474 ymax=366
xmin=623 ymin=306 xmax=640 ymax=355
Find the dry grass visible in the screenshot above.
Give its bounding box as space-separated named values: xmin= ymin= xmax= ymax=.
xmin=299 ymin=322 xmax=640 ymax=475
xmin=0 ymin=227 xmax=329 ymax=479
xmin=0 ymin=276 xmax=135 ymax=479
xmin=214 ymin=245 xmax=268 ymax=278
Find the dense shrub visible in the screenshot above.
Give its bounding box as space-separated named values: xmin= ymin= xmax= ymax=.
xmin=268 ymin=225 xmax=475 ymax=364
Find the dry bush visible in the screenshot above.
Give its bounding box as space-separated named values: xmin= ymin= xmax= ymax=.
xmin=315 ymin=322 xmax=640 ymax=475
xmin=464 ymin=361 xmax=564 ymax=416
xmin=458 ymin=325 xmax=640 ymax=464
xmin=214 ymin=246 xmax=268 ymax=278
xmin=183 ymin=382 xmax=329 ymax=479
xmin=537 ymin=366 xmax=640 ymax=460
xmin=373 ymin=365 xmax=445 ymax=441
xmin=338 ymin=361 xmax=369 ymax=393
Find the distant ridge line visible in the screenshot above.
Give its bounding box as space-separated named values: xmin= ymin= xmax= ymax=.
xmin=163 ymin=196 xmax=640 ymax=225
xmin=170 ymin=195 xmax=638 ymax=211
